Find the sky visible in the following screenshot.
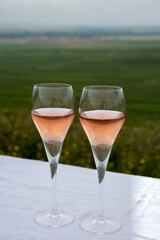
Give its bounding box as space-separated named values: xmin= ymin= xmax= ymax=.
xmin=0 ymin=0 xmax=160 ymax=28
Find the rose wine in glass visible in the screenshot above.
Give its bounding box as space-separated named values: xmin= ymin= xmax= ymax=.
xmin=31 ymin=83 xmax=75 ymax=227
xmin=79 ymin=86 xmax=126 ymax=234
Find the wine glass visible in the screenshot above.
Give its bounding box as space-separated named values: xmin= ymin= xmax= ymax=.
xmin=79 ymin=85 xmax=126 ymax=234
xmin=31 ymin=83 xmax=75 ymax=227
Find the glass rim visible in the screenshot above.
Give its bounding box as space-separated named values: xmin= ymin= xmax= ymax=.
xmin=34 ymin=83 xmax=72 ymax=89
xmin=83 ymin=85 xmax=123 ymax=91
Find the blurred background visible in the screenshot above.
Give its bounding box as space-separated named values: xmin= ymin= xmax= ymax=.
xmin=0 ymin=0 xmax=160 ymax=177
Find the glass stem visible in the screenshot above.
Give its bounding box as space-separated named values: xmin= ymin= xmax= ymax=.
xmin=98 ymin=177 xmax=105 ymax=219
xmin=51 ymin=171 xmax=58 ymax=213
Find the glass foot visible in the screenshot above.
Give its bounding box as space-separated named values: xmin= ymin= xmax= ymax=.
xmin=80 ymin=216 xmax=121 ymax=234
xmin=35 ymin=210 xmax=74 ymax=227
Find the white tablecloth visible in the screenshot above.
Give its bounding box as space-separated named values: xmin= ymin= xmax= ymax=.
xmin=0 ymin=155 xmax=160 ymax=240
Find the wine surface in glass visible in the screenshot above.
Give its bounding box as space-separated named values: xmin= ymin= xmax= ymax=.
xmin=79 ymin=110 xmax=125 ymax=163
xmin=31 ymin=108 xmax=74 ymax=143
